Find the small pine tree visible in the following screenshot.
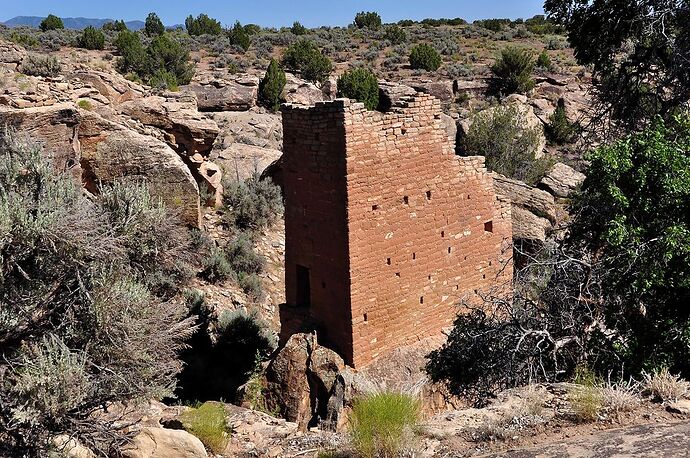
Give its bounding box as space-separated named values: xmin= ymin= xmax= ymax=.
xmin=409 ymin=43 xmax=442 ymax=71
xmin=78 ymin=26 xmax=105 ymax=50
xmin=546 ymin=99 xmax=576 ymax=145
xmin=291 ymin=21 xmax=307 ymax=36
xmin=228 ymin=21 xmax=251 ymax=52
xmin=185 ymin=13 xmax=222 ymax=36
xmin=354 ymin=11 xmax=382 ymax=29
xmin=536 ymin=50 xmax=553 ymax=71
xmin=144 ymin=12 xmax=165 ymax=36
xmin=114 ymin=30 xmax=146 ymax=74
xmin=40 ymin=14 xmax=64 ymax=32
xmin=103 ymin=20 xmax=128 ymax=32
xmin=337 ymin=68 xmax=379 ymax=111
xmin=384 ymin=25 xmax=407 ymax=45
xmin=282 ymin=39 xmax=333 ymax=84
xmin=491 ymin=46 xmax=536 ymax=95
xmin=259 ymin=59 xmax=287 ymax=111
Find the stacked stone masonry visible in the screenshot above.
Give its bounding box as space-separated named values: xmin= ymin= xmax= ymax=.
xmin=281 ymin=93 xmax=513 ymax=368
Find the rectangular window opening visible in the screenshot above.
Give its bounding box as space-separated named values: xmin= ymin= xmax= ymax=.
xmin=420 ymin=296 xmax=424 ymax=304
xmin=426 ymin=191 xmax=432 ymax=200
xmin=403 ymin=196 xmax=409 ymax=205
xmin=412 ymin=252 xmax=416 ymax=260
xmin=363 ymin=313 xmax=368 ymax=322
xmin=484 ymin=220 xmax=494 ymax=233
xmin=372 ymin=204 xmax=379 ymax=211
xmin=441 ymin=231 xmax=445 ymax=238
xmin=387 ymin=258 xmax=391 ymax=266
xmin=448 ymin=247 xmax=452 ymax=254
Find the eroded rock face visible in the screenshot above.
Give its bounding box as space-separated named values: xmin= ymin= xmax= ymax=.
xmin=539 ymin=162 xmax=586 ymax=198
xmin=184 ymin=78 xmax=258 ymax=112
xmin=210 ymin=110 xmax=283 ymax=150
xmin=0 ymin=40 xmax=27 ymax=70
xmin=78 ymin=111 xmax=201 ymax=227
xmin=493 ymin=174 xmax=557 ymax=242
xmin=263 ymin=333 xmax=344 ymax=431
xmin=121 ymin=427 xmax=208 ymax=458
xmin=213 ymin=143 xmax=282 ymax=181
xmin=0 ymin=103 xmax=82 ymax=180
xmin=119 ymin=92 xmax=220 ymax=157
xmin=284 ymin=73 xmax=332 ymax=106
xmin=378 ymin=81 xmax=417 ymax=111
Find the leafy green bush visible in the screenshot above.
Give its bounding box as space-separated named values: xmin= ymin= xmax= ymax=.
xmin=40 ymin=14 xmax=64 ymax=32
xmin=460 ymin=104 xmax=548 ymax=185
xmin=77 ymin=26 xmax=105 ymax=50
xmin=223 ymin=174 xmax=283 ymax=232
xmin=185 ymin=13 xmax=222 ymax=36
xmin=350 ymin=392 xmax=421 ymax=458
xmin=225 ymin=234 xmax=265 ymax=277
xmin=114 ymin=30 xmax=146 ymax=74
xmin=337 ymin=68 xmax=379 ymax=111
xmin=9 ymin=32 xmax=39 ymax=49
xmin=115 ymin=30 xmax=194 ymax=89
xmin=77 ymin=99 xmax=93 ymax=110
xmin=181 ymin=402 xmax=230 ymax=453
xmin=144 ymin=12 xmax=165 ymax=36
xmin=201 ymin=249 xmax=234 ymax=284
xmin=0 ymin=132 xmax=195 ymax=455
xmin=259 ymin=58 xmax=287 ymax=111
xmin=409 ymin=43 xmax=442 ymax=71
xmin=282 ymin=39 xmax=333 ymax=84
xmin=384 ymin=25 xmax=407 ymax=44
xmin=354 ymin=11 xmax=382 ymax=29
xmin=103 ymin=20 xmax=128 ymax=32
xmin=228 ymin=21 xmax=251 ymax=52
xmin=491 ymin=47 xmax=536 ymax=95
xmin=291 ymin=21 xmax=308 ymax=36
xmin=536 ymin=50 xmax=553 ymax=70
xmin=474 ymin=18 xmax=510 ymax=32
xmin=546 ymin=99 xmax=577 ymax=145
xmin=20 ymin=54 xmax=61 ymax=77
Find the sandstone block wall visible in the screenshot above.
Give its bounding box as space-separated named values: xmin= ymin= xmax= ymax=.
xmin=281 ymin=94 xmax=512 ymax=368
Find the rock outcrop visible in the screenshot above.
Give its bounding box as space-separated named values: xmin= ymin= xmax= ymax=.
xmin=493 ymin=174 xmax=557 ymax=242
xmin=213 ymin=143 xmax=282 ymax=181
xmin=119 ymin=91 xmax=220 ymax=156
xmin=78 ymin=111 xmax=201 ymax=227
xmin=184 ymin=77 xmax=258 ymax=112
xmin=539 ymin=162 xmax=586 ymax=198
xmin=263 ymin=333 xmax=345 ymax=431
xmin=284 ymin=73 xmax=332 ymax=106
xmin=121 ymin=427 xmax=208 ymax=458
xmin=0 ymin=103 xmax=82 ymax=179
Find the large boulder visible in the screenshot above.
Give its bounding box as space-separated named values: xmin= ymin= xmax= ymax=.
xmin=284 ymin=73 xmax=332 ymax=106
xmin=403 ymin=79 xmax=455 ymax=107
xmin=0 ymin=40 xmax=27 ymax=70
xmin=120 ymin=92 xmax=220 ymax=156
xmin=121 ymin=427 xmax=208 ymax=458
xmin=0 ymin=103 xmax=82 ymax=180
xmin=493 ymin=175 xmax=557 ymax=243
xmin=67 ymin=70 xmax=147 ymax=105
xmin=539 ymin=162 xmax=586 ymax=198
xmin=213 ymin=143 xmax=282 ymax=181
xmin=377 ymin=81 xmax=416 ymax=111
xmin=78 ymin=111 xmax=200 ymax=227
xmin=210 ymin=110 xmax=283 ymax=151
xmin=263 ymin=333 xmax=344 ymax=431
xmin=184 ymin=77 xmax=258 ymax=112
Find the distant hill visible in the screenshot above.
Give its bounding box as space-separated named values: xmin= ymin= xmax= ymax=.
xmin=2 ymin=16 xmax=146 ymax=30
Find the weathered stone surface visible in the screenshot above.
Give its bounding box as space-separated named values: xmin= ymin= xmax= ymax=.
xmin=509 ymin=206 xmax=553 ymax=242
xmin=263 ymin=333 xmax=315 ymax=430
xmin=214 ymin=143 xmax=282 ymax=181
xmin=78 ymin=111 xmax=200 ymax=227
xmin=67 ymin=70 xmax=147 ymax=105
xmin=493 ymin=175 xmax=557 ymax=224
xmin=198 ymin=160 xmax=223 ymax=207
xmin=0 ymin=40 xmax=27 ymax=67
xmin=378 ymin=81 xmax=416 ymax=111
xmin=185 ymin=79 xmax=257 ymax=112
xmin=121 ymin=427 xmax=208 ymax=458
xmin=440 ymin=113 xmax=457 ymax=148
xmin=210 ymin=110 xmax=283 ymax=150
xmin=263 ymin=333 xmax=344 ymax=431
xmin=0 ymin=103 xmax=82 ymax=179
xmin=120 ymin=92 xmax=220 ymax=156
xmin=482 ymin=421 xmax=690 ymax=457
xmin=539 ymin=162 xmax=586 ymax=198
xmin=403 ymin=79 xmax=455 ymax=106
xmin=666 ymin=399 xmax=690 ymax=415
xmin=52 ymin=435 xmax=96 ymax=458
xmin=284 ymin=73 xmax=330 ymax=106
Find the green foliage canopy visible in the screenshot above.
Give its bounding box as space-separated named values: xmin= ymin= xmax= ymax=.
xmin=337 ymin=67 xmax=379 ymax=111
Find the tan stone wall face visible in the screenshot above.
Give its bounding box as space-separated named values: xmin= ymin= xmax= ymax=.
xmin=282 ymin=95 xmax=512 ymax=368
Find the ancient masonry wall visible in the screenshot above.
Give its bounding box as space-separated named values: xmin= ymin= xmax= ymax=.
xmin=281 ymin=94 xmax=513 ymax=368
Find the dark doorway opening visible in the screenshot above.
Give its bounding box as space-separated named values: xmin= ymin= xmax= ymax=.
xmin=296 ymin=264 xmax=311 ymax=307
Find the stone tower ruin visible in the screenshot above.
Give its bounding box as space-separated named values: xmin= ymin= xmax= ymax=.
xmin=280 ymin=93 xmax=513 ymax=368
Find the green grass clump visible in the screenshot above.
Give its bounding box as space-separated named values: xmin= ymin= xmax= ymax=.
xmin=568 ymin=366 xmax=604 ymax=423
xmin=350 ymin=392 xmax=421 ymax=458
xmin=181 ymin=402 xmax=230 ymax=453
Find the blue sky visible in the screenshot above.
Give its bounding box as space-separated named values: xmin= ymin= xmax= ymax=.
xmin=0 ymin=0 xmax=545 ymax=28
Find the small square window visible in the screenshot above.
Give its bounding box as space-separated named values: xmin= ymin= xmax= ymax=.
xmin=386 ymin=258 xmax=391 ymax=265
xmin=484 ymin=220 xmax=494 ymax=233
xmin=426 ymin=191 xmax=432 ymax=200
xmin=403 ymin=196 xmax=409 ymax=205
xmin=372 ymin=204 xmax=379 ymax=211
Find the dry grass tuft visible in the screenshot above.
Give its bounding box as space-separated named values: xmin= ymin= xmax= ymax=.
xmin=643 ymin=368 xmax=690 ymax=402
